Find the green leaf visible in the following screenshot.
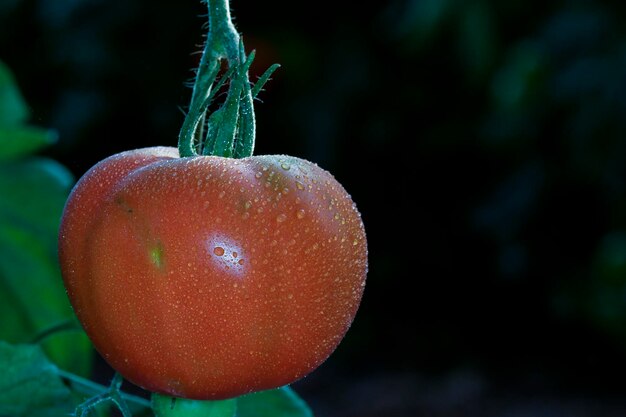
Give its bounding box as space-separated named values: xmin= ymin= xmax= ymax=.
xmin=152 ymin=394 xmax=237 ymax=417
xmin=0 ymin=60 xmax=29 ymax=127
xmin=0 ymin=127 xmax=58 ymax=160
xmin=0 ymin=157 xmax=92 ymax=376
xmin=237 ymin=386 xmax=314 ymax=417
xmin=0 ymin=61 xmax=57 ymax=158
xmin=0 ymin=157 xmax=73 ymax=237
xmin=0 ymin=342 xmax=72 ymax=417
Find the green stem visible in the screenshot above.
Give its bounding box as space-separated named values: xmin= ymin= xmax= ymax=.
xmin=179 ymin=0 xmax=261 ymax=159
xmin=206 ymin=0 xmax=240 ymax=63
xmin=56 ymin=369 xmax=151 ymax=408
xmin=30 ymin=319 xmax=80 ymax=343
xmin=185 ymin=0 xmax=239 ymax=155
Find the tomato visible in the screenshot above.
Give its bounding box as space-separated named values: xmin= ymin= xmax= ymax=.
xmin=58 ymin=147 xmax=367 ymax=400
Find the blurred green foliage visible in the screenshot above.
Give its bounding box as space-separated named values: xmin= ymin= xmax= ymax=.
xmin=0 ymin=60 xmax=91 ymax=376
xmin=0 ymin=341 xmax=73 ymax=417
xmin=153 ymin=387 xmax=312 ymax=417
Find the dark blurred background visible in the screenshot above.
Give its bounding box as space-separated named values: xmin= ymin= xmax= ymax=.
xmin=4 ymin=0 xmax=626 ymax=415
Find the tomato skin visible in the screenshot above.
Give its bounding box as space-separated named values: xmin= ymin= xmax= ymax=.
xmin=59 ymin=147 xmax=367 ymax=400
xmin=59 ymin=147 xmax=179 ymax=327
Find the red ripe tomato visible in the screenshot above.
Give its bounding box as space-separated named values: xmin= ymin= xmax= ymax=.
xmin=58 ymin=147 xmax=367 ymax=400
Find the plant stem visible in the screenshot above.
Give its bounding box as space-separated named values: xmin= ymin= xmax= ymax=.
xmin=56 ymin=369 xmax=151 ymax=408
xmin=31 ymin=319 xmax=80 ymax=343
xmin=179 ymin=0 xmax=259 ymax=158
xmin=206 ymin=0 xmax=240 ymax=63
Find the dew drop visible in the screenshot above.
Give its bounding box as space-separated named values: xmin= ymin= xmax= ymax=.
xmin=297 ymin=209 xmax=306 ymax=219
xmin=255 ymin=172 xmax=263 ymax=179
xmin=213 ymin=247 xmax=225 ymax=256
xmin=232 ymin=252 xmax=238 ymax=258
xmin=238 ymin=259 xmax=244 ymax=265
xmin=281 ymin=162 xmax=290 ymax=170
xmin=295 ymin=181 xmax=305 ymax=190
xmin=218 ymin=191 xmax=226 ymax=198
xmin=276 ymin=213 xmax=287 ymax=223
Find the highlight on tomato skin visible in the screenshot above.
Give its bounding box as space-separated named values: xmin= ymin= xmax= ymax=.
xmin=58 ymin=147 xmax=368 ymax=400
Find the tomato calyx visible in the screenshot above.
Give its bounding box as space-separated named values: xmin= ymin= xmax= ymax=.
xmin=178 ymin=0 xmax=279 ymax=159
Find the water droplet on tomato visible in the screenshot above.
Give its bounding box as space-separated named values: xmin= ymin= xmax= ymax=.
xmin=297 ymin=209 xmax=305 ymax=219
xmin=295 ymin=181 xmax=305 ymax=190
xmin=207 ymin=234 xmax=247 ymax=277
xmin=255 ymin=172 xmax=262 ymax=179
xmin=281 ymin=162 xmax=290 ymax=170
xmin=276 ymin=213 xmax=287 ymax=223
